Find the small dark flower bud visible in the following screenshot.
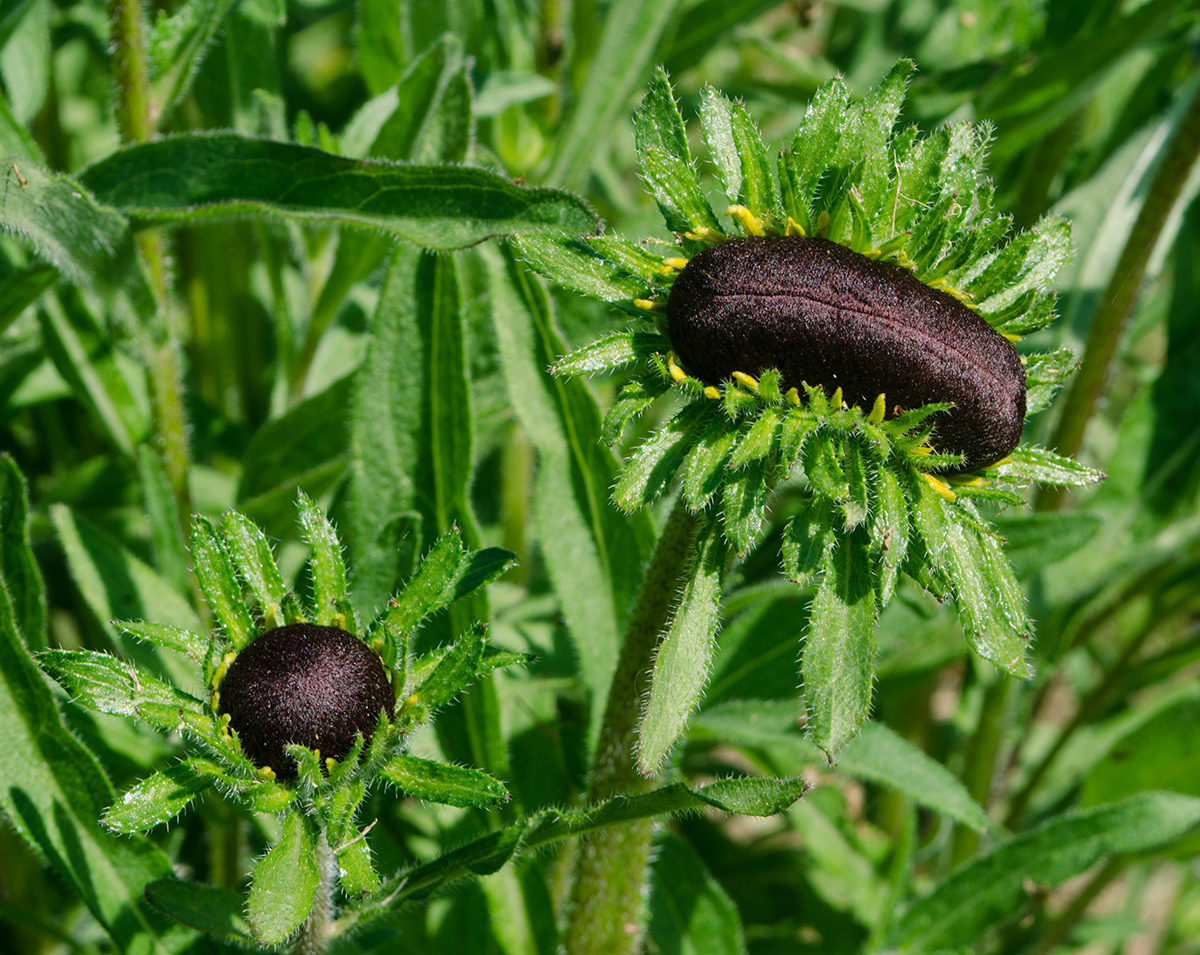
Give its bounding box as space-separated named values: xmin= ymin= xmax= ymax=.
xmin=218 ymin=623 xmax=395 ymax=780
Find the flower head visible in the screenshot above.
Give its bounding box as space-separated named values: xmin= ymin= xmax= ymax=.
xmin=515 ymin=62 xmax=1104 ymax=753
xmin=39 ymin=493 xmax=518 ymax=944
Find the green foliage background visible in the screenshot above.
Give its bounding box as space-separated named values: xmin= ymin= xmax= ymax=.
xmin=1 ymin=0 xmax=1200 ymax=952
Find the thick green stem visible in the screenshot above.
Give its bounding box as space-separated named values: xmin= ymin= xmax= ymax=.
xmin=562 ymin=498 xmax=703 ymax=955
xmin=109 ymin=0 xmax=194 ymax=523
xmin=1039 ymin=83 xmax=1200 ymax=511
xmin=108 ymin=0 xmax=154 ymax=143
xmin=294 ymin=828 xmax=335 ymax=955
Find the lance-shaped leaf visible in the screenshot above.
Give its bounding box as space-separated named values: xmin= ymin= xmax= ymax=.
xmin=380 ymin=530 xmax=515 ymax=638
xmin=0 ymin=454 xmax=46 ymax=647
xmin=887 ymin=791 xmax=1200 ymax=952
xmin=38 ymin=649 xmax=205 ymax=731
xmin=145 ymin=879 xmax=251 ymax=941
xmin=986 ymin=444 xmax=1106 ymax=487
xmin=298 ymin=491 xmax=354 ymax=629
xmin=0 ymin=158 xmax=131 ymax=282
xmin=222 ymin=510 xmax=288 ymax=629
xmin=102 ymin=761 xmax=214 ymax=833
xmin=410 ymin=622 xmax=487 ymax=714
xmin=511 ymin=234 xmax=651 ymax=305
xmin=379 ymin=753 xmax=508 ymax=807
xmin=803 ymin=525 xmax=877 ymax=754
xmin=912 ymin=482 xmax=1032 ymax=677
xmin=248 ymin=810 xmax=320 ymax=945
xmin=0 ymin=479 xmax=193 ymax=952
xmin=190 ymin=516 xmax=255 ymax=649
xmin=114 ymin=620 xmax=208 ymax=662
xmin=351 ymin=777 xmax=806 ymax=920
xmin=639 ymin=516 xmax=726 ymax=774
xmin=77 ymin=135 xmax=598 ymax=250
xmin=614 ymin=399 xmax=716 ymax=511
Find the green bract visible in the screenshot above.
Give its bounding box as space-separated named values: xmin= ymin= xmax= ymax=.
xmin=515 ymin=62 xmax=1105 ymax=757
xmin=39 ymin=493 xmax=518 ymax=946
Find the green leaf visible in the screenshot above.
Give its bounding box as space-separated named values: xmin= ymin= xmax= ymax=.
xmin=804 ymin=525 xmax=876 ymax=754
xmin=0 ymin=503 xmax=195 ymax=951
xmin=648 ymin=834 xmax=747 ymax=955
xmin=39 ymin=290 xmax=149 ymax=456
xmin=1023 ymin=347 xmax=1078 ymax=414
xmin=237 ymin=374 xmax=351 ymax=526
xmin=222 ymin=510 xmax=288 ymax=628
xmin=887 ymin=792 xmax=1200 ymax=952
xmin=602 ymin=374 xmax=671 ymax=444
xmin=145 ymin=878 xmax=251 ymax=940
xmin=639 ymin=148 xmax=722 ymax=235
xmin=987 ymin=444 xmax=1106 ymax=487
xmin=355 ymin=0 xmax=404 ymax=93
xmin=411 ymin=621 xmax=487 ymax=714
xmin=639 ymin=516 xmax=725 ymax=774
xmin=483 ymin=244 xmax=654 ymax=738
xmin=1082 ymin=695 xmax=1200 ymax=805
xmin=0 ymin=260 xmax=55 ymax=335
xmin=552 ymin=329 xmax=669 ymax=376
xmin=149 ymin=0 xmax=239 ymax=118
xmin=0 ymin=157 xmax=132 ymax=282
xmin=0 ymin=454 xmax=45 ymax=647
xmin=248 ymin=810 xmax=320 ymax=945
xmin=382 ymin=530 xmax=515 ymax=638
xmin=189 ymin=516 xmax=256 ymax=650
xmin=782 ymin=498 xmax=835 ymax=589
xmin=102 ymin=762 xmax=212 ymax=833
xmin=511 ymin=234 xmax=651 ymax=305
xmin=37 ymin=648 xmax=205 ymax=730
xmin=136 ymin=446 xmax=189 ymax=596
xmin=297 ymin=491 xmax=353 ymax=629
xmin=912 ymin=484 xmax=1032 ymax=677
xmin=546 ymin=0 xmax=684 ymax=189
xmin=78 ymin=135 xmax=597 ymax=249
xmin=722 ymin=455 xmax=771 ymax=556
xmin=870 ymin=464 xmax=910 ymax=605
xmin=702 ymin=92 xmax=777 ymax=224
xmin=683 ymin=412 xmax=740 ymax=511
xmin=634 ymin=67 xmax=692 ymax=166
xmin=114 ymin=620 xmax=208 ymax=662
xmin=379 ymin=753 xmax=508 ymax=807
xmin=614 ymin=400 xmax=716 ymax=511
xmin=838 ymin=723 xmax=987 ymax=832
xmin=50 ymin=503 xmax=203 ymax=643
xmin=804 ymin=430 xmax=850 ymax=502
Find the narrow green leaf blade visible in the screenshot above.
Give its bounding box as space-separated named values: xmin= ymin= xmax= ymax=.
xmin=189 ymin=516 xmax=256 ymax=649
xmin=803 ymin=526 xmax=877 ymax=754
xmin=78 ymin=135 xmax=598 ymax=249
xmin=0 ymin=491 xmax=195 ymax=952
xmin=648 ymin=835 xmax=747 ymax=955
xmin=379 ymin=753 xmax=508 ymax=808
xmin=0 ymin=157 xmax=131 ymax=281
xmin=614 ymin=400 xmax=715 ymax=511
xmin=145 ymin=878 xmax=251 ymax=940
xmin=297 ymin=491 xmax=353 ymax=629
xmin=223 ymin=510 xmax=288 ymax=628
xmin=0 ymin=454 xmax=45 ymax=647
xmin=887 ymin=792 xmax=1200 ymax=952
xmin=412 ymin=622 xmax=487 ymax=714
xmin=639 ymin=516 xmax=726 ymax=774
xmin=102 ymin=762 xmax=212 ymax=833
xmin=913 ymin=483 xmax=1033 ymax=676
xmin=37 ymin=648 xmax=205 ymax=729
xmin=987 ymin=444 xmax=1106 ymax=487
xmin=248 ymin=810 xmax=320 ymax=945
xmin=838 ymin=723 xmax=987 ymax=832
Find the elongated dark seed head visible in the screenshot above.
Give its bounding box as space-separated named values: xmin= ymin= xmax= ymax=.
xmin=218 ymin=623 xmax=395 ymax=779
xmin=666 ymin=236 xmax=1026 ymax=472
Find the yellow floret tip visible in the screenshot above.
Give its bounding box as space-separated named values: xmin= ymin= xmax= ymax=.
xmin=725 ymin=204 xmax=766 ymax=237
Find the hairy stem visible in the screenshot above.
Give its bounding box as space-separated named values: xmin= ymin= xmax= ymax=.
xmin=294 ymin=829 xmax=336 ymax=955
xmin=1040 ymin=83 xmax=1200 ymax=511
xmin=108 ymin=0 xmax=194 ymax=522
xmin=562 ymin=498 xmax=703 ymax=955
